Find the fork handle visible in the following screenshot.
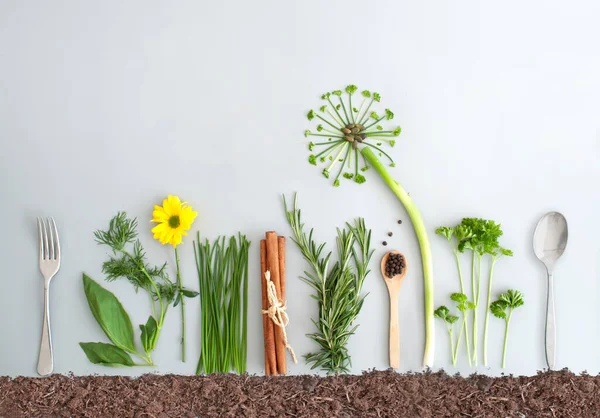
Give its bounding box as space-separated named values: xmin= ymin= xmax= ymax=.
xmin=37 ymin=284 xmax=53 ymax=376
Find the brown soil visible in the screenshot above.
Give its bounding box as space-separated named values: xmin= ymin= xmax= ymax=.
xmin=0 ymin=370 xmax=597 ymax=417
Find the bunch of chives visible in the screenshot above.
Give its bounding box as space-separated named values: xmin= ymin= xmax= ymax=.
xmin=194 ymin=233 xmax=249 ymax=374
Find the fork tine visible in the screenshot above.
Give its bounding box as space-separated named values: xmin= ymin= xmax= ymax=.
xmin=41 ymin=217 xmax=49 ymax=260
xmin=50 ymin=217 xmax=60 ymax=261
xmin=37 ymin=217 xmax=44 ymax=260
xmin=46 ymin=218 xmax=54 ymax=260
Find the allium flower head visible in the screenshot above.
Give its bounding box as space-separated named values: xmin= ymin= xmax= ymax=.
xmin=304 ymin=85 xmax=401 ymax=186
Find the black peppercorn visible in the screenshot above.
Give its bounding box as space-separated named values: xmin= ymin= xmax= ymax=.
xmin=385 ymin=253 xmax=406 ymax=278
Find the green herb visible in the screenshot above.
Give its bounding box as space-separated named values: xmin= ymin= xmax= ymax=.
xmin=283 ymin=193 xmax=373 ymax=374
xmin=436 ymin=219 xmax=512 ymax=366
xmin=194 ymin=234 xmax=250 ymax=374
xmin=80 ymin=274 xmax=150 ymax=366
xmin=434 ymin=306 xmax=460 ymax=366
xmin=79 ymin=342 xmax=136 ymax=367
xmin=303 ymin=86 xmax=434 ymax=367
xmin=490 ymin=289 xmax=524 ymax=368
xmin=450 ymin=292 xmax=475 ymax=366
xmin=483 ymin=247 xmax=513 ymax=366
xmin=80 ymin=212 xmax=183 ymax=366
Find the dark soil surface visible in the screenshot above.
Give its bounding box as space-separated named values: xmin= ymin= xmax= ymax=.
xmin=1 ymin=369 xmax=597 ymax=417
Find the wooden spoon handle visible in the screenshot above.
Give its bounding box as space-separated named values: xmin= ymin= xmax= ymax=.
xmin=389 ymin=291 xmax=400 ymax=369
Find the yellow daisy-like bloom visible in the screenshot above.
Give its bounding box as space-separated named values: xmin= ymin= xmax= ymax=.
xmin=151 ymin=195 xmax=197 ymax=247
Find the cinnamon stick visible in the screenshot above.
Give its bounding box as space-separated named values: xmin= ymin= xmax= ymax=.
xmin=278 ymin=236 xmax=286 ymax=299
xmin=260 ymin=239 xmax=277 ymax=375
xmin=265 ymin=231 xmax=287 ymax=375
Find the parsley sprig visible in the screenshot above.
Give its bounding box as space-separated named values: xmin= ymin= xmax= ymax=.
xmin=490 ymin=289 xmax=524 ymax=367
xmin=436 ymin=219 xmax=512 ymax=367
xmin=434 ymin=306 xmax=460 ymax=366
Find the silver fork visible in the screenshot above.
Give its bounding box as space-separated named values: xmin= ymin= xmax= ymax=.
xmin=37 ymin=217 xmax=61 ymax=376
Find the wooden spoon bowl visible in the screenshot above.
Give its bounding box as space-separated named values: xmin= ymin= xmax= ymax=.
xmin=381 ymin=251 xmax=408 ymax=369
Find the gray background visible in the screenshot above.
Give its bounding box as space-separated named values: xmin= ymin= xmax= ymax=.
xmin=0 ymin=0 xmax=598 ymax=377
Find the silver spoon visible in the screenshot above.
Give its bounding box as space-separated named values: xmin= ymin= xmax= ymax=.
xmin=533 ymin=212 xmax=568 ymax=370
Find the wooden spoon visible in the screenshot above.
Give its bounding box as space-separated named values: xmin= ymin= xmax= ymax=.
xmin=381 ymin=251 xmax=408 ymax=369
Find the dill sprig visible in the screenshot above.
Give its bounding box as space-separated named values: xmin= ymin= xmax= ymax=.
xmin=283 ymin=193 xmax=373 ymax=374
xmin=94 ymin=212 xmax=177 ymax=358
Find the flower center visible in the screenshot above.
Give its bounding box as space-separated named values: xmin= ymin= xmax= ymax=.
xmin=168 ymin=216 xmax=181 ymax=229
xmin=341 ymin=123 xmax=366 ymax=147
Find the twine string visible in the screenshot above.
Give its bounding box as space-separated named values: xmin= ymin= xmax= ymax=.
xmin=261 ymin=271 xmax=298 ymax=364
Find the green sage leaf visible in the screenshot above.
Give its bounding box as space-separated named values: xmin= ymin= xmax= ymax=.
xmin=140 ymin=316 xmax=158 ymax=353
xmin=173 ymin=292 xmax=182 ymax=308
xmin=182 ymin=289 xmax=199 ymax=298
xmin=82 ymin=274 xmax=136 ymax=353
xmin=79 ymin=342 xmax=134 ymax=367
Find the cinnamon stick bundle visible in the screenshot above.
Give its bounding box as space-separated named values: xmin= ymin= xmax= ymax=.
xmin=261 ymin=231 xmax=288 ymax=375
xmin=260 ymin=240 xmax=276 ymax=375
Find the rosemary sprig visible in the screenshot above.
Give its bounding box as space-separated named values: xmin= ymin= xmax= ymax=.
xmin=283 ymin=193 xmax=373 ymax=374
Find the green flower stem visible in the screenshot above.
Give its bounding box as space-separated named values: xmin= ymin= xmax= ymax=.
xmin=328 ymin=144 xmax=348 ymax=172
xmin=354 ymin=148 xmax=359 ymax=177
xmin=349 ymin=94 xmax=355 ymax=123
xmin=347 ymin=147 xmax=353 ymax=168
xmin=327 ymin=97 xmax=346 ymax=125
xmin=365 ymin=134 xmax=397 ymax=139
xmin=365 ymin=138 xmax=396 ymax=145
xmin=315 ymin=141 xmax=344 ymax=158
xmin=363 ymin=116 xmax=386 ymax=131
xmin=316 ymin=114 xmax=341 ymax=130
xmin=483 ymin=258 xmax=498 ymax=366
xmin=174 ymin=247 xmax=186 ymax=362
xmin=308 ymin=133 xmax=344 ymax=139
xmin=358 ymin=99 xmax=375 ymax=125
xmin=323 ymin=143 xmax=345 ymax=163
xmin=360 ymin=152 xmax=369 ymax=170
xmin=334 ymin=146 xmax=351 ymax=184
xmin=355 ymin=98 xmax=367 ymax=122
xmin=326 ymin=110 xmax=345 ymax=127
xmin=338 ymin=95 xmax=351 ymax=124
xmin=364 ymin=130 xmax=396 ymax=135
xmin=361 ymin=147 xmax=435 ymax=367
xmin=313 ymin=141 xmax=342 ymax=146
xmin=322 ymin=127 xmax=342 ymax=135
xmin=363 ymin=142 xmax=394 ymax=164
xmin=502 ymin=310 xmax=513 ymax=368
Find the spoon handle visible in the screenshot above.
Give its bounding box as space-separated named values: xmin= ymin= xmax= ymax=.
xmin=389 ymin=293 xmax=400 ymax=369
xmin=545 ymin=272 xmax=556 ymax=369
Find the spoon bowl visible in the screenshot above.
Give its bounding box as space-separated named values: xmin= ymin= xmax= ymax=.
xmin=534 ymin=212 xmax=568 ymax=269
xmin=533 ymin=211 xmax=568 ymax=370
xmin=381 ymin=251 xmax=408 ymax=368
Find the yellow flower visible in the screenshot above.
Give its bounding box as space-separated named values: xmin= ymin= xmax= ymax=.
xmin=151 ymin=195 xmax=197 ymax=247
